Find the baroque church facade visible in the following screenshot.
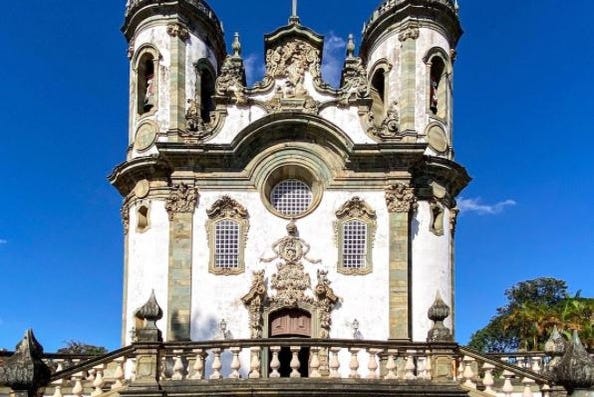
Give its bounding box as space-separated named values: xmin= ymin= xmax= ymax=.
xmin=112 ymin=0 xmax=468 ymax=348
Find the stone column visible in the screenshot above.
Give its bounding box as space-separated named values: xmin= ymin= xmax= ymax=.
xmin=121 ymin=202 xmax=131 ymax=345
xmin=165 ymin=183 xmax=199 ymax=341
xmin=167 ymin=23 xmax=189 ymax=137
xmin=398 ymin=26 xmax=419 ymax=134
xmin=385 ymin=183 xmax=417 ymax=340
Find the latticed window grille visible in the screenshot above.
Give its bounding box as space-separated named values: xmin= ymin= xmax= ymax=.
xmin=214 ymin=219 xmax=240 ymax=268
xmin=342 ymin=220 xmax=367 ymax=269
xmin=270 ymin=179 xmax=313 ymax=216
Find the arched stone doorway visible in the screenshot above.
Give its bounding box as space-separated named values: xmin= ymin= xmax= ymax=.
xmin=269 ymin=308 xmax=311 ymax=377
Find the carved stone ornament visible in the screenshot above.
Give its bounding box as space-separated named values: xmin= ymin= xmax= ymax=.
xmin=0 ymin=329 xmax=51 ymax=396
xmin=336 ymin=196 xmax=377 ymax=220
xmin=314 ymin=270 xmax=340 ymax=338
xmin=134 ymin=290 xmax=163 ymax=342
xmin=165 ymin=183 xmax=199 ymax=220
xmin=121 ymin=203 xmax=130 ymax=234
xmin=551 ymin=331 xmax=594 ymax=391
xmin=368 ymin=101 xmax=401 ymax=139
xmin=166 ymin=23 xmax=190 ymax=41
xmin=215 ymin=56 xmax=248 ymax=106
xmin=241 ymin=270 xmax=268 ymax=338
xmin=338 ymin=57 xmax=370 ymax=107
xmin=265 ymin=38 xmax=320 ymax=86
xmin=398 ymin=27 xmax=420 ymax=42
xmin=385 ymin=183 xmax=418 ymax=213
xmin=427 ymin=292 xmax=453 ymax=342
xmin=261 ymin=221 xmax=321 ymax=266
xmin=183 ymin=99 xmax=213 ymax=140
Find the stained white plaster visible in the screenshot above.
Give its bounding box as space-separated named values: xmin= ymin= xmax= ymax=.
xmin=125 ymin=200 xmax=170 ymax=344
xmin=411 ymin=201 xmax=453 ymax=342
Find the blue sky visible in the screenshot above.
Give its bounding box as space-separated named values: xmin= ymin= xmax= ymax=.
xmin=0 ymin=0 xmax=592 ymax=352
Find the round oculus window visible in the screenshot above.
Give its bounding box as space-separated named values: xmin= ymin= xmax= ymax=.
xmin=270 ymin=179 xmax=313 ymax=216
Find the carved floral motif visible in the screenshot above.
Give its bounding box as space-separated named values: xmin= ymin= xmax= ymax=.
xmin=315 ymin=270 xmax=340 ymax=339
xmin=165 ymin=183 xmax=199 ymax=220
xmin=398 ymin=27 xmax=420 ymax=42
xmin=385 ymin=183 xmax=418 ymax=213
xmin=215 ymin=56 xmax=247 ymax=106
xmin=241 ymin=271 xmax=267 ymax=339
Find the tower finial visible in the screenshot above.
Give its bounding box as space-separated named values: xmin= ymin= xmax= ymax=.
xmin=289 ymin=0 xmax=300 ymax=24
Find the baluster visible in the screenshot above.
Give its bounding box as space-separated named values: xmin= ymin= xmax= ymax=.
xmin=270 ymin=346 xmax=281 ymax=378
xmin=160 ymin=355 xmax=169 ymax=380
xmin=52 ymin=363 xmax=64 ymax=397
xmin=249 ymin=346 xmax=261 ymax=379
xmin=71 ymin=372 xmax=84 ymax=397
xmin=309 ymin=346 xmax=321 ymax=378
xmin=424 ymin=350 xmax=433 ymax=380
xmin=404 ymin=355 xmax=416 ymax=380
xmin=172 ymin=350 xmax=186 ymax=380
xmin=329 ymin=347 xmax=341 ymax=378
xmin=384 ymin=349 xmax=398 ymax=380
xmin=502 ymin=370 xmax=515 ymax=397
xmin=462 ymin=356 xmax=476 ymax=389
xmin=522 ymin=377 xmax=535 ymax=397
xmin=482 ymin=363 xmax=496 ymax=395
xmin=541 ymin=384 xmax=551 ymax=397
xmin=190 ymin=349 xmax=206 ymax=380
xmin=210 ymin=348 xmax=222 ymax=380
xmin=417 ymin=356 xmax=428 ymax=380
xmin=112 ymin=358 xmax=126 ymax=389
xmin=290 ymin=346 xmax=301 ymax=378
xmin=348 ymin=348 xmax=361 ymax=379
xmin=456 ymin=358 xmax=464 ymax=381
xmin=91 ymin=365 xmax=105 ymax=397
xmin=367 ymin=348 xmax=382 ymax=379
xmin=532 ymin=357 xmax=542 ymax=374
xmin=229 ymin=347 xmax=242 ymax=379
xmin=517 ymin=356 xmax=526 ymax=369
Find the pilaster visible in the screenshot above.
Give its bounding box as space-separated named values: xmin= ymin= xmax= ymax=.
xmin=165 ymin=184 xmax=198 ymax=341
xmin=167 ymin=23 xmax=189 ymax=137
xmin=385 ymin=183 xmax=417 ymax=340
xmin=398 ymin=26 xmax=419 ymax=133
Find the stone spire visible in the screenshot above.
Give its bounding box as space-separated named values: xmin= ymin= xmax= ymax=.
xmin=0 ymin=330 xmax=51 ymax=397
xmin=552 ymin=331 xmax=594 ymax=395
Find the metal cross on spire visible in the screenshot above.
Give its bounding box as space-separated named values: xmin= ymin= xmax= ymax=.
xmin=289 ymin=0 xmax=300 ymax=24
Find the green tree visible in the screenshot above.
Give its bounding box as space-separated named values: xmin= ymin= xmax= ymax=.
xmin=467 ymin=278 xmax=594 ymax=352
xmin=57 ymin=341 xmax=108 ymax=355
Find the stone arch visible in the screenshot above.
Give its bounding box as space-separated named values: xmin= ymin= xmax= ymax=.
xmin=132 ymin=44 xmax=161 ymax=117
xmin=423 ymin=47 xmax=452 ymax=121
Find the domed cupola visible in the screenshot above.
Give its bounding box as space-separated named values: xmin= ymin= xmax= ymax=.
xmin=123 ymin=0 xmax=225 ymax=64
xmin=360 ymin=0 xmax=462 ymax=61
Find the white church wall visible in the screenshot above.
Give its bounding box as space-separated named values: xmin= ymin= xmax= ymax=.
xmin=125 ymin=200 xmax=170 ymax=344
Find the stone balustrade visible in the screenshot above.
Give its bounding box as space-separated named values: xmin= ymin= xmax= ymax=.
xmin=34 ymin=340 xmax=580 ymax=397
xmin=363 ymin=0 xmax=458 ymax=34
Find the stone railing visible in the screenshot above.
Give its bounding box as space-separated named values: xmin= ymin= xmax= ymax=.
xmin=363 ymin=0 xmax=458 ymax=33
xmin=124 ymin=0 xmax=223 ymax=32
xmin=37 ymin=339 xmax=570 ymax=397
xmin=457 ymin=347 xmax=561 ymax=396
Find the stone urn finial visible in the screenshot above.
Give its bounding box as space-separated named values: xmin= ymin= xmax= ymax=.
xmin=0 ymin=329 xmax=51 ymax=397
xmin=552 ymin=331 xmax=594 ymax=394
xmin=427 ymin=292 xmax=453 ymax=342
xmin=134 ymin=290 xmax=163 ymax=342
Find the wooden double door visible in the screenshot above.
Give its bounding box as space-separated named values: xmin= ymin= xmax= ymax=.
xmin=269 ymin=308 xmax=311 ymax=377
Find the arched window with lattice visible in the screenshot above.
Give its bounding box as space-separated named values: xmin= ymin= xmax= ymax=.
xmin=206 ymin=196 xmax=249 ymax=275
xmin=335 ymin=197 xmax=377 ymax=275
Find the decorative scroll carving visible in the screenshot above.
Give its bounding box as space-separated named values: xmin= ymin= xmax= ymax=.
xmin=398 ymin=27 xmax=420 ymax=42
xmin=183 ymin=99 xmax=213 ymax=140
xmin=315 ymin=270 xmax=340 ymax=338
xmin=266 ymin=86 xmax=319 ymax=114
xmin=338 ymin=57 xmax=370 ymax=107
xmin=261 ymin=221 xmax=320 ymax=265
xmin=385 ymin=183 xmax=418 ymax=214
xmin=215 ymin=56 xmax=248 ymax=106
xmin=0 ymin=330 xmax=51 ymax=396
xmin=368 ymin=101 xmax=401 ymax=139
xmin=265 ymin=38 xmax=320 ymax=85
xmin=165 ymin=183 xmax=199 ymax=220
xmin=241 ymin=271 xmax=268 ymax=338
xmin=336 ymin=196 xmax=377 ymax=220
xmin=166 ymin=23 xmax=189 ymax=41
xmin=206 ymin=196 xmax=249 ymax=275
